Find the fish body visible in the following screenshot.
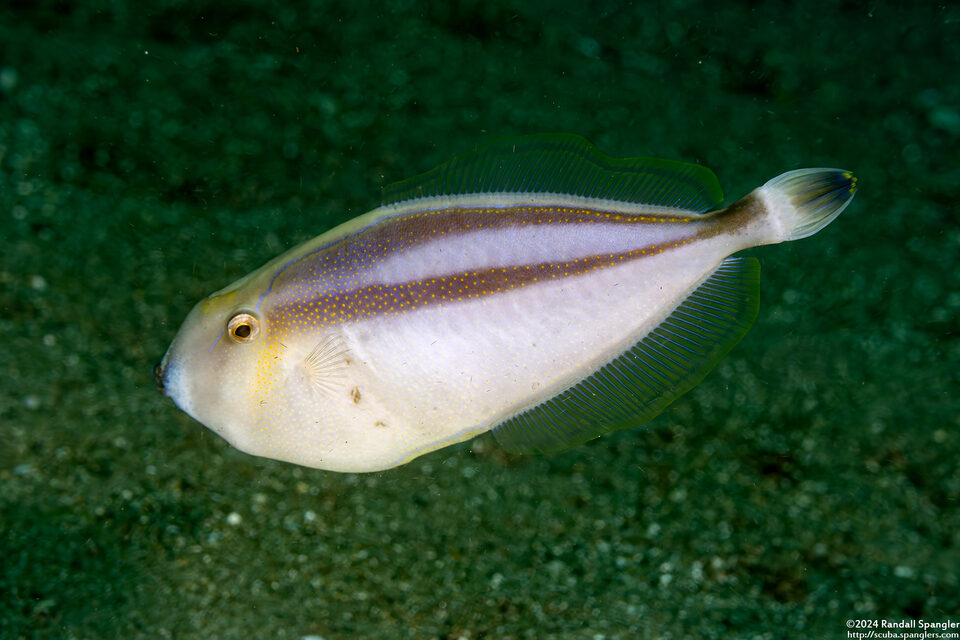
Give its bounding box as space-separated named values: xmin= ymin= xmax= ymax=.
xmin=156 ymin=135 xmax=856 ymax=472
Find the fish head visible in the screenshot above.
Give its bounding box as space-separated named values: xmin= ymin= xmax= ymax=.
xmin=155 ymin=273 xmax=280 ymax=454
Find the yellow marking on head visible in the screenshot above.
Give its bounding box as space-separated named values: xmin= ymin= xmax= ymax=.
xmin=199 ymin=289 xmax=239 ymax=314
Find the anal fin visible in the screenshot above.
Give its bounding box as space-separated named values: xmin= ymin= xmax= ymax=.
xmin=492 ymin=256 xmax=761 ymax=454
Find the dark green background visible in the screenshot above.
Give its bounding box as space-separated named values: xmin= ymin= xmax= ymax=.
xmin=2 ymin=1 xmax=957 ymax=638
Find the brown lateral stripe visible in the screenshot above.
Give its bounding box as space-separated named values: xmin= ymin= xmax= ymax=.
xmin=362 ymin=204 xmax=697 ymax=254
xmin=269 ymin=234 xmax=698 ymax=330
xmin=271 ymin=204 xmax=698 ymax=300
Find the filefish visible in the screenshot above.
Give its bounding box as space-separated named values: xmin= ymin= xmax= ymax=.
xmin=155 ymin=134 xmax=856 ymax=473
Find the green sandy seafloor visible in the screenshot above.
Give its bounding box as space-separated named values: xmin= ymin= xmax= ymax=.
xmin=2 ymin=1 xmax=958 ymax=638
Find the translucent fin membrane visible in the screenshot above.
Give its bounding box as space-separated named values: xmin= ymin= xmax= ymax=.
xmin=383 ymin=133 xmax=724 ymax=213
xmin=764 ymin=168 xmax=857 ymax=240
xmin=492 ymin=257 xmax=761 ymax=455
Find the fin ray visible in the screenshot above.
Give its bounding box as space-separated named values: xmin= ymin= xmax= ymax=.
xmin=763 ymin=168 xmax=856 ymax=240
xmin=383 ymin=134 xmax=724 ymax=212
xmin=301 ymin=332 xmax=349 ymax=397
xmin=492 ymin=257 xmax=761 ymax=454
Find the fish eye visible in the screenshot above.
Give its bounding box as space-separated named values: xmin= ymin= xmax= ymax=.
xmin=226 ymin=312 xmax=260 ymax=343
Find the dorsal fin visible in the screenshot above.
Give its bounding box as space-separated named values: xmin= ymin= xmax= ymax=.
xmin=382 ymin=133 xmax=723 ymax=213
xmin=491 ymin=256 xmax=761 ymax=454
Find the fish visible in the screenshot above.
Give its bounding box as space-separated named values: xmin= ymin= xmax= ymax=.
xmin=154 ymin=134 xmax=856 ymax=473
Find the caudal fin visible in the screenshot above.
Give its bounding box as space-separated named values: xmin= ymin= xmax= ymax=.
xmin=762 ymin=168 xmax=857 ymax=241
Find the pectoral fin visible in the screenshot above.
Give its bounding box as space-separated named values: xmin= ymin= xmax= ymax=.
xmin=300 ymin=332 xmax=350 ymax=397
